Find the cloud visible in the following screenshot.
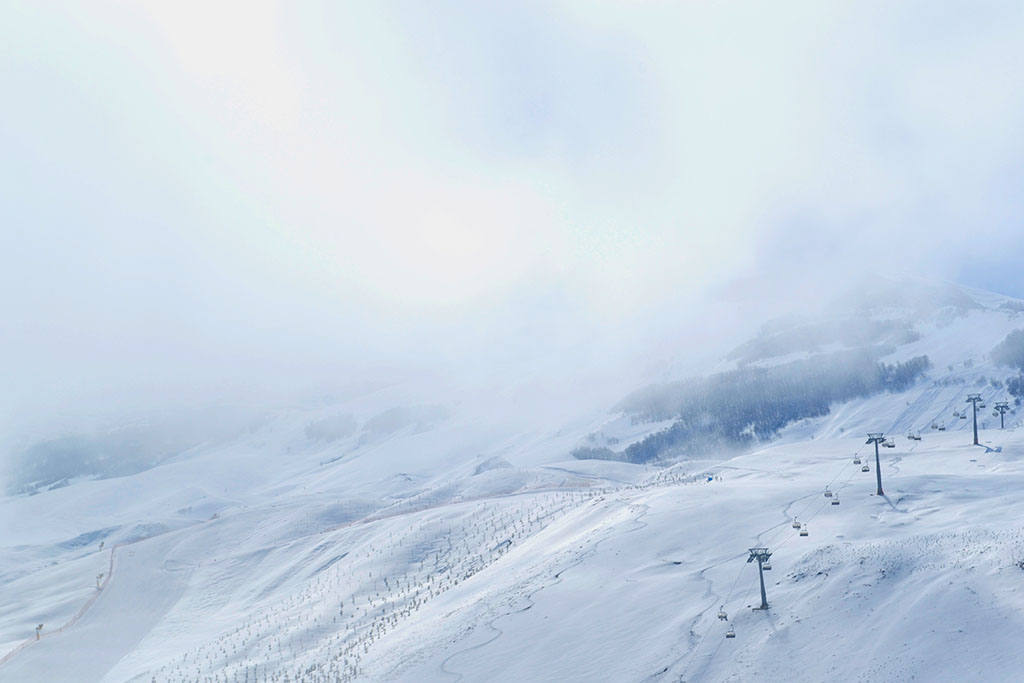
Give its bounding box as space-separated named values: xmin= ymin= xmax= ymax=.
xmin=2 ymin=0 xmax=1024 ymax=431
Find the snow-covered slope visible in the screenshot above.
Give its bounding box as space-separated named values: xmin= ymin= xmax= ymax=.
xmin=4 ymin=281 xmax=1024 ymax=681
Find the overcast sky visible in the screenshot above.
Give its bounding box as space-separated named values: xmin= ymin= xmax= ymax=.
xmin=3 ymin=0 xmax=1024 ymax=429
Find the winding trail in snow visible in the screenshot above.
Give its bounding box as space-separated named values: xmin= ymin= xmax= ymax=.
xmin=0 ymin=535 xmax=138 ymax=668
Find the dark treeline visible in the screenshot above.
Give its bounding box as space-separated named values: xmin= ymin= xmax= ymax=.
xmin=991 ymin=330 xmax=1024 ymax=404
xmin=992 ymin=329 xmax=1024 ymax=371
xmin=576 ymin=351 xmax=930 ymax=464
xmin=6 ymin=407 xmax=263 ymax=495
xmin=1006 ymin=374 xmax=1024 ymax=404
xmin=10 ymin=432 xmax=182 ymax=495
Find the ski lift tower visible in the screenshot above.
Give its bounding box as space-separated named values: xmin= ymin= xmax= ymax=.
xmin=866 ymin=433 xmax=886 ymax=496
xmin=747 ymin=547 xmax=772 ymax=610
xmin=966 ymin=394 xmax=984 ymax=445
xmin=994 ymin=401 xmax=1010 ymax=429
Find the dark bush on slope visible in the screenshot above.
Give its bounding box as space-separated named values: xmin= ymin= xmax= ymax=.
xmin=1006 ymin=374 xmax=1024 ymax=404
xmin=991 ymin=329 xmax=1024 ymax=371
xmin=575 ymin=352 xmax=930 ymax=464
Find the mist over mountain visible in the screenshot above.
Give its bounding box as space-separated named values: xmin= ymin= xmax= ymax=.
xmin=5 ymin=278 xmax=1024 ymax=681
xmin=5 ymin=1 xmax=1024 ymax=681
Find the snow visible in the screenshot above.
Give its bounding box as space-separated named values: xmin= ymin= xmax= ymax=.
xmin=4 ymin=286 xmax=1024 ymax=681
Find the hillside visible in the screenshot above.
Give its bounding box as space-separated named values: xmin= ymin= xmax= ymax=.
xmin=3 ymin=281 xmax=1024 ymax=681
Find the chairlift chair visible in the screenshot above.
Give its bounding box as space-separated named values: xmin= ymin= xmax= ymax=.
xmin=938 ymin=425 xmax=946 ymax=431
xmin=824 ymin=487 xmax=833 ymax=498
xmin=861 ymin=464 xmax=870 ymax=472
xmin=853 ymin=456 xmax=861 ymax=464
xmin=799 ymin=525 xmax=809 ymax=537
xmin=831 ymin=495 xmax=840 ymax=505
xmin=763 ymin=561 xmax=772 ymax=570
xmin=960 ymin=413 xmax=967 ymax=420
xmin=725 ymin=626 xmax=736 ymax=639
xmin=792 ymin=519 xmax=801 ymax=529
xmin=717 ymin=606 xmax=728 ymax=621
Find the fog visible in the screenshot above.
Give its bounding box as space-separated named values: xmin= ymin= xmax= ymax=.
xmin=3 ymin=0 xmax=1024 ymax=439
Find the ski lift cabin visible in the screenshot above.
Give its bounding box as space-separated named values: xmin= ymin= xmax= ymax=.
xmin=861 ymin=464 xmax=870 ymax=472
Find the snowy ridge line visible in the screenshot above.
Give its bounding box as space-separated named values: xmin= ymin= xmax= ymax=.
xmin=355 ymin=484 xmax=598 ymax=529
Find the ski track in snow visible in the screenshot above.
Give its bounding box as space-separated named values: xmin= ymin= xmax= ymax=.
xmin=438 ymin=499 xmax=652 ymax=681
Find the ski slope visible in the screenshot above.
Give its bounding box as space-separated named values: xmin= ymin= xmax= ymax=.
xmin=5 ymin=428 xmax=1024 ymax=682
xmin=4 ymin=283 xmax=1024 ymax=681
